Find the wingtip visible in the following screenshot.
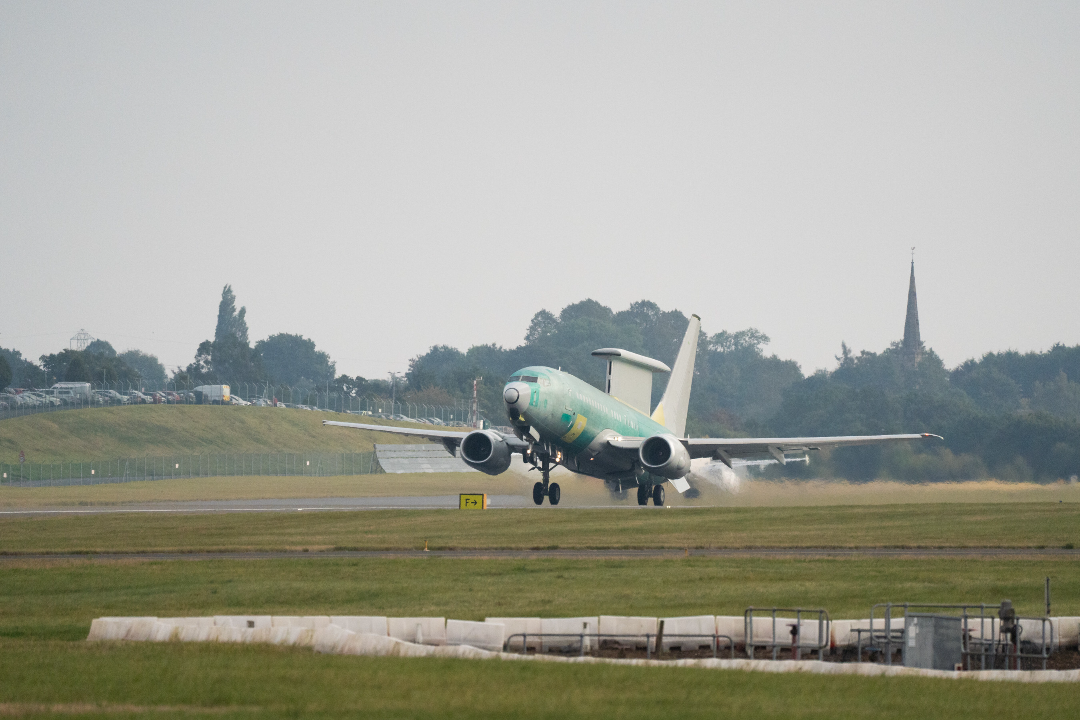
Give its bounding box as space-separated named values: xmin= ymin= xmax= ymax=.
xmin=922 ymin=433 xmax=944 ymax=440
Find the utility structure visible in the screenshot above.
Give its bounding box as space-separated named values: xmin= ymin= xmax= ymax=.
xmin=900 ymin=249 xmax=923 ymax=366
xmin=70 ymin=329 xmax=94 ymax=351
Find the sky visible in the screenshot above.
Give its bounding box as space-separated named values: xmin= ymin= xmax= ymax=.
xmin=2 ymin=1 xmax=1078 ymax=379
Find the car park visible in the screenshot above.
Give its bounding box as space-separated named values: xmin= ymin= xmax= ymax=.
xmin=95 ymin=390 xmax=129 ymax=404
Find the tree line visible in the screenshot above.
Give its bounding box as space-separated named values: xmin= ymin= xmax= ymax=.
xmin=5 ymin=288 xmax=1079 ymax=482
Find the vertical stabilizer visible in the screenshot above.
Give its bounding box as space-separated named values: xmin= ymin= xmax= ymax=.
xmin=650 ymin=314 xmax=699 ymax=437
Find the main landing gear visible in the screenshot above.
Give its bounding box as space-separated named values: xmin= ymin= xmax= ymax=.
xmin=532 ymin=456 xmax=560 ymax=506
xmin=637 ymin=483 xmax=665 ymax=507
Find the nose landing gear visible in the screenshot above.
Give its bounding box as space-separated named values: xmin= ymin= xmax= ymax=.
xmin=531 ymin=456 xmax=561 ymax=506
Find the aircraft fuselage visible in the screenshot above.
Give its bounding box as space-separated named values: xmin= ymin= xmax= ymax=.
xmin=502 ymin=366 xmax=670 ymax=486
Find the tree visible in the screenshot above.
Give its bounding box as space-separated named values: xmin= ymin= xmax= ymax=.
xmin=184 ymin=285 xmax=262 ymax=383
xmin=63 ymin=353 xmax=91 ymax=382
xmin=255 ymin=333 xmax=335 ymax=386
xmin=85 ymin=339 xmax=117 ymax=357
xmin=0 ymin=353 xmax=11 ymax=390
xmin=118 ymin=350 xmax=167 ymax=388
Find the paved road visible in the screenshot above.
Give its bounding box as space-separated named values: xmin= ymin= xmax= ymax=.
xmin=3 ymin=548 xmax=1078 ymax=561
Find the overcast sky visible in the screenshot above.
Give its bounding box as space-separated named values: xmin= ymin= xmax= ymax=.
xmin=2 ymin=1 xmax=1078 ymax=379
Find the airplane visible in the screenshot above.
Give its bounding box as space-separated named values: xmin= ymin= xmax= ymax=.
xmin=325 ymin=315 xmax=941 ymax=506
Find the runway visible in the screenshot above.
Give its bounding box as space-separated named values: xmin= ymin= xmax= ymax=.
xmin=3 ymin=548 xmax=1078 ymax=561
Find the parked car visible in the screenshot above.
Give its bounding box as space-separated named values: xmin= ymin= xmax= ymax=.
xmin=95 ymin=389 xmax=129 ymax=404
xmin=230 ymin=395 xmax=251 ymax=406
xmin=126 ymin=391 xmax=152 ymax=404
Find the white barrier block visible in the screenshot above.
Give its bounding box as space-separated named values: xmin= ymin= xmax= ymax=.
xmin=659 ymin=616 xmax=714 ymax=651
xmin=208 ymin=626 xmax=243 ymax=643
xmin=744 ymin=616 xmax=826 ymax=648
xmin=446 ymin=620 xmax=505 ymax=651
xmin=269 ymin=627 xmax=292 ymax=645
xmin=272 ymin=616 xmax=300 ymax=628
xmin=149 ymin=621 xmax=179 ymax=642
xmin=539 ymin=617 xmax=599 ymax=653
xmin=160 ymin=617 xmax=214 ymax=628
xmin=178 ymin=624 xmax=213 ymax=642
xmin=1019 ymin=619 xmax=1057 ymax=651
xmin=124 ymin=618 xmax=160 ymax=641
xmin=281 ymin=627 xmax=315 ymax=646
xmin=599 ymin=616 xmax=658 ymax=648
xmin=330 ymin=616 xmax=389 ymax=636
xmin=87 ymin=618 xmax=135 ymax=641
xmin=486 ymin=618 xmax=541 ymax=651
xmin=1054 ymin=617 xmax=1080 ymax=648
xmin=388 ymin=618 xmax=446 ymax=646
xmin=714 ymin=616 xmax=744 ymax=646
xmin=242 ymin=628 xmax=274 ymax=644
xmin=214 ymin=615 xmax=272 ymax=630
xmin=314 ymin=625 xmax=356 ymax=654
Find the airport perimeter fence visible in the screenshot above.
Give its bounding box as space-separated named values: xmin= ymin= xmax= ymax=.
xmin=0 ymin=381 xmax=483 ymax=426
xmin=0 ymin=451 xmax=381 ymax=488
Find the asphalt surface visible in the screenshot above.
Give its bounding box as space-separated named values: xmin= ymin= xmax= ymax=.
xmin=3 ymin=548 xmax=1078 ymax=561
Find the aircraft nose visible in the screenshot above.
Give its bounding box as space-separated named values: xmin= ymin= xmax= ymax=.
xmin=503 ymin=382 xmax=530 ymax=413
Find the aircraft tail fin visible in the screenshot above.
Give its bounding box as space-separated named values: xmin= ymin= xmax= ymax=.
xmin=650 ymin=314 xmax=699 ymax=437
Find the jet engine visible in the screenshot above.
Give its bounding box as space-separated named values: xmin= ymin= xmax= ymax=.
xmin=639 ymin=434 xmax=692 ymax=479
xmin=460 ymin=430 xmax=513 ymax=475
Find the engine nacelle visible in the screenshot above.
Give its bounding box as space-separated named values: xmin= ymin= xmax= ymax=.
xmin=639 ymin=434 xmax=692 ymax=479
xmin=460 ymin=430 xmax=513 ymax=475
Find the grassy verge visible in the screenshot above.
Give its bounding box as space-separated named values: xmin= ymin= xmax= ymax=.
xmin=1 ymin=640 xmax=1076 ymax=719
xmin=2 ymin=557 xmax=1074 ymax=641
xmin=0 ymin=405 xmax=429 ymax=464
xmin=1 ymin=504 xmax=1078 ymax=553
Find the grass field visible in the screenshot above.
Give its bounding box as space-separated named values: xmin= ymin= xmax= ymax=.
xmin=3 ymin=641 xmax=1075 ymax=719
xmin=3 ymin=556 xmax=1075 ymax=640
xmin=2 ymin=504 xmax=1078 ymax=553
xmin=1 ymin=555 xmax=1077 ymax=718
xmin=0 ymin=405 xmax=428 ymax=464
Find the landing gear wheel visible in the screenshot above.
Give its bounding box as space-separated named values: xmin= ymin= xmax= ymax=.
xmin=548 ymin=483 xmax=561 ymax=505
xmin=637 ymin=485 xmax=650 ymax=506
xmin=652 ymin=484 xmax=665 ymax=506
xmin=533 ymin=482 xmax=545 ymax=506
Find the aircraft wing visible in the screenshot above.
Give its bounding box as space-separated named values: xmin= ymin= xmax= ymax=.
xmin=609 ymin=433 xmax=941 ymax=466
xmin=323 ymin=420 xmax=471 ymax=445
xmin=322 ymin=420 xmax=530 ymax=453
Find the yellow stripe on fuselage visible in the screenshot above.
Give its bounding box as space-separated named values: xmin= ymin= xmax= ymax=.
xmin=561 ymin=414 xmax=587 ymax=443
xmin=651 ymin=402 xmax=665 ymax=427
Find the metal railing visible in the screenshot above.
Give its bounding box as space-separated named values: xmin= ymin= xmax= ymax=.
xmin=0 ymin=451 xmax=381 ymax=487
xmin=868 ymin=602 xmax=1054 ymax=670
xmin=504 ymin=632 xmax=736 ymax=660
xmin=744 ymin=607 xmax=831 ymax=661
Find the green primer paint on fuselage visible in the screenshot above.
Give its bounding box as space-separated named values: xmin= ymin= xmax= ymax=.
xmin=506 ymin=366 xmax=669 ymax=458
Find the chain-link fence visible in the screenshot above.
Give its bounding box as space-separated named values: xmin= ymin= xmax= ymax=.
xmin=0 ymin=451 xmax=381 ymax=487
xmin=0 ymin=381 xmax=486 ymax=426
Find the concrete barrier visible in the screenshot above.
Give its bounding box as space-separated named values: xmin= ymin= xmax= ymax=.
xmin=714 ymin=616 xmax=743 ymax=646
xmin=1054 ymin=618 xmax=1080 ymax=648
xmin=539 ymin=617 xmax=599 ymax=653
xmin=599 ymin=616 xmax=658 ymax=649
xmin=486 ymin=617 xmax=541 ymax=651
xmin=387 ymin=618 xmax=446 ymax=646
xmin=659 ymin=616 xmax=714 ymax=651
xmin=87 ymin=618 xmax=134 ymax=641
xmin=285 ymin=627 xmax=317 ymax=646
xmin=340 ymin=632 xmax=404 ymax=656
xmin=214 ymin=615 xmax=272 ymax=630
xmin=446 ymin=620 xmax=505 ymax=651
xmin=178 ymin=624 xmax=213 ymax=642
xmin=208 ymin=626 xmax=244 ymax=643
xmin=329 ymin=616 xmax=389 ymax=636
xmin=124 ymin=618 xmax=162 ymax=642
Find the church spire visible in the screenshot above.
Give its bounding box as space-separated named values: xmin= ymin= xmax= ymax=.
xmin=901 ymin=249 xmax=922 ymax=364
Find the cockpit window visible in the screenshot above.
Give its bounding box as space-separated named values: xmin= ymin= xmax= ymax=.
xmin=507 ymin=375 xmax=521 ymax=382
xmin=520 ymin=375 xmax=539 ymax=383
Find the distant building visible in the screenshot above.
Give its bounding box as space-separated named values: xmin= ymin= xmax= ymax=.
xmin=900 ymin=258 xmax=923 ymax=366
